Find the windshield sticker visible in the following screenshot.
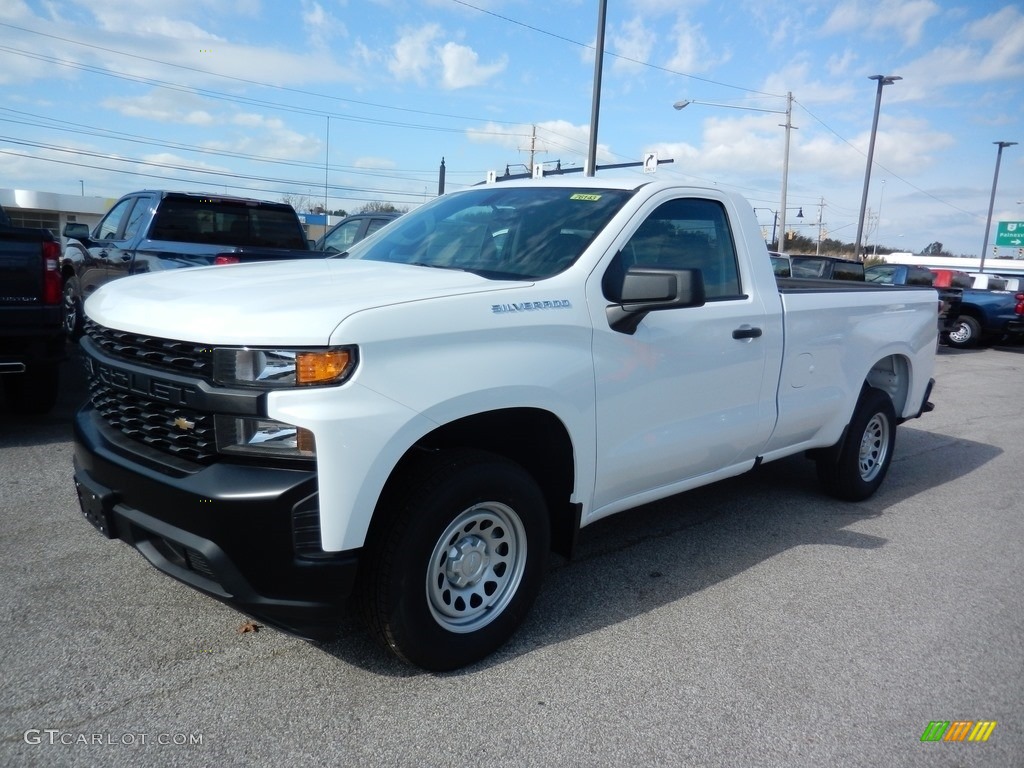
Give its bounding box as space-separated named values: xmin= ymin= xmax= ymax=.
xmin=492 ymin=300 xmax=572 ymax=314
xmin=569 ymin=193 xmax=602 ymax=201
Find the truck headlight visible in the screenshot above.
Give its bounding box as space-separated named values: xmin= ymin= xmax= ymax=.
xmin=212 ymin=347 xmax=356 ymax=388
xmin=215 ymin=416 xmax=316 ymax=458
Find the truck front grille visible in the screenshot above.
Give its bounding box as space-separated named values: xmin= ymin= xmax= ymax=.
xmin=89 ymin=378 xmax=217 ymax=464
xmin=84 ymin=319 xmax=213 ymax=379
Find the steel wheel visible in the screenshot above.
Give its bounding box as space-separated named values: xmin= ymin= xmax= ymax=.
xmin=858 ymin=412 xmax=891 ymax=482
xmin=426 ymin=502 xmax=527 ymax=633
xmin=816 ymin=387 xmax=897 ymax=501
xmin=358 ymin=449 xmax=549 ymax=670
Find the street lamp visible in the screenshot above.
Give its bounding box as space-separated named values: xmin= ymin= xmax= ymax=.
xmin=979 ymin=141 xmax=1017 ymax=273
xmin=854 ymin=74 xmax=901 ymax=261
xmin=674 ymin=93 xmax=795 ymax=250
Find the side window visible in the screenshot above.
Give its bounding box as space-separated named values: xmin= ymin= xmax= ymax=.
xmin=622 ymin=198 xmax=741 ymax=299
xmin=865 ymin=266 xmax=895 ymax=283
xmin=95 ymin=198 xmax=136 ymax=240
xmin=122 ymin=198 xmax=150 ymax=240
xmin=324 ymin=219 xmax=363 ymax=252
xmin=365 ymin=218 xmax=390 ymax=236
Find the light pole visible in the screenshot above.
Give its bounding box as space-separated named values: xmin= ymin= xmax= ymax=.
xmin=674 ymin=92 xmax=795 ymax=249
xmin=854 ymin=74 xmax=901 ymax=261
xmin=979 ymin=141 xmax=1017 ymax=273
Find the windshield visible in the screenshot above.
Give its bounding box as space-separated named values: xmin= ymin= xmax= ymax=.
xmin=342 ymin=186 xmax=634 ymax=280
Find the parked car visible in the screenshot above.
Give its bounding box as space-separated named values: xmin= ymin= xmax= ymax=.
xmin=930 ymin=268 xmax=1024 ymax=348
xmin=789 ymin=255 xmax=865 ymax=281
xmin=767 ymin=251 xmax=791 ymax=277
xmin=0 ymin=202 xmax=64 ymax=413
xmin=61 ymin=191 xmax=325 ymax=340
xmin=864 ymin=263 xmax=961 ymax=336
xmin=73 ymin=178 xmax=937 ymax=670
xmin=315 ymin=212 xmax=401 ymax=253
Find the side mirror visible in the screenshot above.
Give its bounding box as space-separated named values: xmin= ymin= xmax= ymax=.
xmin=604 ymin=264 xmax=705 ymax=334
xmin=63 ymin=222 xmax=91 ymax=240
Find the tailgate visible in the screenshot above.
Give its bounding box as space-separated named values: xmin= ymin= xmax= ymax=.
xmin=0 ymin=232 xmax=45 ymax=306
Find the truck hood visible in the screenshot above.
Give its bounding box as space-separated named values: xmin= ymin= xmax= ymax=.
xmin=85 ymin=259 xmax=528 ymax=345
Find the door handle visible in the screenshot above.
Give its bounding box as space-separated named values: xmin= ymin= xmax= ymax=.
xmin=732 ymin=326 xmax=763 ymax=340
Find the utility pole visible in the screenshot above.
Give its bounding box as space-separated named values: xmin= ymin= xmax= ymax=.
xmin=519 ymin=125 xmax=543 ymax=172
xmin=777 ymin=92 xmax=795 ymax=255
xmin=815 ymin=197 xmax=825 ymax=256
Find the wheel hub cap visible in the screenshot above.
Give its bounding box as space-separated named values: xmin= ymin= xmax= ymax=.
xmin=445 ymin=534 xmax=489 ymax=587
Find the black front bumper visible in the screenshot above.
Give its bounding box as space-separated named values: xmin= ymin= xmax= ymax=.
xmin=73 ymin=404 xmax=360 ymax=640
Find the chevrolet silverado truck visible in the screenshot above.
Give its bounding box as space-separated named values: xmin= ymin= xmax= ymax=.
xmin=929 ymin=268 xmax=1024 ymax=348
xmin=61 ymin=190 xmax=323 ymax=340
xmin=0 ymin=202 xmax=64 ymax=413
xmin=72 ymin=179 xmax=937 ymax=670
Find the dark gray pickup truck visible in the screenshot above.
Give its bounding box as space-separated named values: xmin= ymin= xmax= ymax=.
xmin=61 ymin=191 xmax=324 ymax=340
xmin=0 ymin=202 xmax=65 ymax=413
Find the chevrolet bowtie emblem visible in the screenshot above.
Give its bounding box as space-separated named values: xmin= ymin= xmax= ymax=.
xmin=173 ymin=416 xmax=196 ymax=431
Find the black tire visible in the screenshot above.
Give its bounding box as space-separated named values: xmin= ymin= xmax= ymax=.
xmin=3 ymin=364 xmax=60 ymax=415
xmin=816 ymin=387 xmax=896 ymax=501
xmin=63 ymin=278 xmax=84 ymax=341
xmin=945 ymin=315 xmax=981 ymax=349
xmin=358 ymin=449 xmax=549 ymax=671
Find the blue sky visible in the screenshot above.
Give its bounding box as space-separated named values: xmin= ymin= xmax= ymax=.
xmin=1 ymin=0 xmax=1022 ymax=256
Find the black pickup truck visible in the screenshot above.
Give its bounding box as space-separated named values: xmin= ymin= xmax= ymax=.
xmin=61 ymin=191 xmax=325 ymax=340
xmin=0 ymin=203 xmax=64 ymax=413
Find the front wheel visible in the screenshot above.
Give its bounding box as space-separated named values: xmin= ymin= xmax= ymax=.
xmin=63 ymin=278 xmax=84 ymax=341
xmin=816 ymin=387 xmax=896 ymax=501
xmin=358 ymin=449 xmax=549 ymax=671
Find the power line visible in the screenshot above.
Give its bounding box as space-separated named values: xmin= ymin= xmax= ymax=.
xmin=448 ymin=0 xmax=781 ymax=97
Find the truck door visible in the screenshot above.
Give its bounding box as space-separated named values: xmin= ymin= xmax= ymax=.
xmin=104 ymin=195 xmax=150 ymax=283
xmin=79 ymin=196 xmax=136 ymax=302
xmin=588 ymin=196 xmax=781 ymax=512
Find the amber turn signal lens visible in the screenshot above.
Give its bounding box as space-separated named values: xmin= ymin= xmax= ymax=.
xmin=296 ymin=350 xmax=352 ymax=384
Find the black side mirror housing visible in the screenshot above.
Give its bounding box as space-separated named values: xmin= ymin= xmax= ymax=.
xmin=604 ymin=264 xmax=706 ymax=334
xmin=63 ymin=222 xmax=91 ymax=240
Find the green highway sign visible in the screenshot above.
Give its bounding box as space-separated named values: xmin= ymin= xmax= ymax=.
xmin=996 ymin=221 xmax=1024 ymax=247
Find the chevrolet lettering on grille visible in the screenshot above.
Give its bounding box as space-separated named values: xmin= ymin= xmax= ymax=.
xmin=88 ymin=357 xmax=199 ymax=406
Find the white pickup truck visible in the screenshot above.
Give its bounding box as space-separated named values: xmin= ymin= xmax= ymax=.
xmin=73 ymin=178 xmax=936 ymax=670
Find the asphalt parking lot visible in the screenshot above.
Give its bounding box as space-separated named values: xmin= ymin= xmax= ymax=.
xmin=2 ymin=343 xmax=1022 ymax=767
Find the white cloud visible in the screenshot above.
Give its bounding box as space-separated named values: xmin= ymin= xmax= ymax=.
xmin=823 ymin=0 xmax=941 ymax=47
xmin=102 ymin=91 xmax=216 ymax=125
xmin=388 ymin=25 xmax=505 ymax=89
xmin=438 ymin=42 xmax=506 ymax=89
xmin=301 ymin=0 xmax=347 ymax=49
xmin=354 ymin=157 xmax=397 ymax=169
xmin=389 ymin=24 xmax=441 ymax=83
xmin=466 ymin=120 xmax=614 ymax=165
xmin=665 ymin=16 xmax=721 ymax=73
xmin=610 ymin=17 xmax=654 ymax=75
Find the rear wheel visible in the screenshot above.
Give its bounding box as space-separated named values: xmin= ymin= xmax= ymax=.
xmin=358 ymin=449 xmax=549 ymax=671
xmin=816 ymin=387 xmax=896 ymax=501
xmin=945 ymin=315 xmax=981 ymax=348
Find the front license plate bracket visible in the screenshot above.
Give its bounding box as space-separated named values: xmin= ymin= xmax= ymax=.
xmin=75 ymin=475 xmax=117 ymax=539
